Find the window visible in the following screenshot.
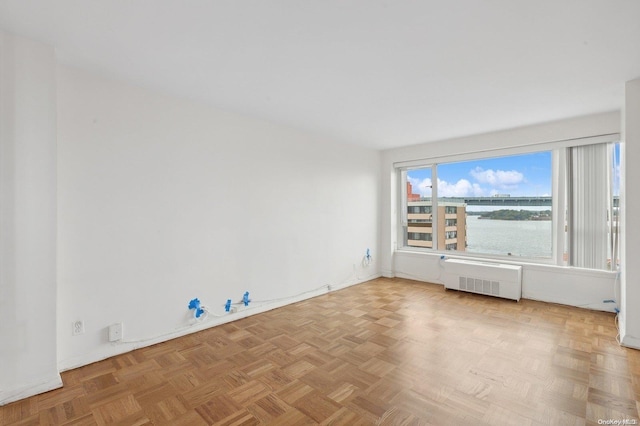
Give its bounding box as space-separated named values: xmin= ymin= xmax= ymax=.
xmin=399 ymin=141 xmax=620 ymax=270
xmin=402 ymin=152 xmax=552 ymax=258
xmin=566 ymin=143 xmax=620 ymax=269
xmin=445 ymin=206 xmax=458 ymax=214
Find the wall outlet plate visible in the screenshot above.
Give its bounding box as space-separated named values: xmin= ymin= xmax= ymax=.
xmin=72 ymin=320 xmax=85 ymax=336
xmin=108 ymin=323 xmax=123 ymax=342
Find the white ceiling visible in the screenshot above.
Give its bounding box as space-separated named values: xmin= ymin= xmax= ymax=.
xmin=1 ymin=1 xmax=639 ymax=150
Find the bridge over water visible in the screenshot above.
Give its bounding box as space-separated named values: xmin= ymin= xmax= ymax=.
xmin=431 ymin=196 xmax=619 ymax=207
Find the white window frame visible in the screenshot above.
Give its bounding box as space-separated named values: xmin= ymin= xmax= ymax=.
xmin=395 ymin=134 xmax=619 ymax=267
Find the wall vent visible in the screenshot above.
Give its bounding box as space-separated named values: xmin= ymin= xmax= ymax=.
xmin=444 ymin=259 xmax=522 ymax=301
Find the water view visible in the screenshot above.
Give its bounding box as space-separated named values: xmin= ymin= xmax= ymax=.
xmin=465 ymin=215 xmax=552 ymax=258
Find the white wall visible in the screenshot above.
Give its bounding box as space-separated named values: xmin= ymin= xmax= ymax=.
xmin=621 ymin=78 xmax=640 ymax=349
xmin=56 ymin=65 xmax=381 ymax=370
xmin=0 ymin=33 xmax=61 ymax=405
xmin=380 ymin=112 xmax=621 ymax=311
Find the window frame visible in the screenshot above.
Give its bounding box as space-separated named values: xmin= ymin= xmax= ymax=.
xmin=395 ymin=134 xmax=619 ymax=267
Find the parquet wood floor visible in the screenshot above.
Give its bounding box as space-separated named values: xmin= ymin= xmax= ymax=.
xmin=2 ymin=277 xmax=639 ymax=425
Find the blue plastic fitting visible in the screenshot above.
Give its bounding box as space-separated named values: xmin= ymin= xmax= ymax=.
xmin=225 ymin=299 xmax=232 ymax=312
xmin=243 ymin=291 xmax=250 ymax=306
xmin=188 ymin=298 xmax=200 ymax=310
xmin=188 ymin=298 xmax=205 ymax=318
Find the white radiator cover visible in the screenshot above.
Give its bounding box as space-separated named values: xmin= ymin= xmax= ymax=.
xmin=443 ymin=259 xmax=522 ymax=301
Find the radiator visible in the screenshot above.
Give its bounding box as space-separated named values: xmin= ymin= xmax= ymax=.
xmin=443 ymin=258 xmax=522 ymax=301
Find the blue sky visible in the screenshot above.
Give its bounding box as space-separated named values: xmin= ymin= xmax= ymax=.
xmin=614 ymin=143 xmax=621 ymax=196
xmin=407 ymin=152 xmax=552 ymax=198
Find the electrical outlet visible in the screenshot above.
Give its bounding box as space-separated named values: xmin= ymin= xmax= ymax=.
xmin=72 ymin=320 xmax=85 ymax=336
xmin=108 ymin=323 xmax=123 ymax=342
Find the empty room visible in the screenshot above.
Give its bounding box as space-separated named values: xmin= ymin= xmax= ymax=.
xmin=1 ymin=1 xmax=640 ymax=425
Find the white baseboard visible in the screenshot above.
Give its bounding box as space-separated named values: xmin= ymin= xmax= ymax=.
xmin=58 ymin=273 xmax=382 ymax=373
xmin=621 ymin=332 xmax=640 ymax=350
xmin=0 ymin=374 xmax=63 ymax=406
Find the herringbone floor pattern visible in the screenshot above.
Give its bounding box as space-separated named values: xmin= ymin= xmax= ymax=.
xmin=2 ymin=277 xmax=639 ymax=425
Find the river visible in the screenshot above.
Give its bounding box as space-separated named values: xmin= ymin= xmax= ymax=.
xmin=465 ymin=216 xmax=552 ymax=258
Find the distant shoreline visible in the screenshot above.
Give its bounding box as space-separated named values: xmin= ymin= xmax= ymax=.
xmin=471 ymin=209 xmax=552 ymax=221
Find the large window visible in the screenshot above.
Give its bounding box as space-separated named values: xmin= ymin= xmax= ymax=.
xmin=399 ymin=141 xmax=620 ymax=270
xmin=567 ymin=143 xmax=620 ymax=269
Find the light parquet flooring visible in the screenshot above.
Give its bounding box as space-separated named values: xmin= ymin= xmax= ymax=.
xmin=2 ymin=277 xmax=640 ymax=425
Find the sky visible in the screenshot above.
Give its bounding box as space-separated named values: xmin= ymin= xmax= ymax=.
xmin=407 ymin=152 xmax=553 ymax=198
xmin=614 ymin=143 xmax=621 ymax=196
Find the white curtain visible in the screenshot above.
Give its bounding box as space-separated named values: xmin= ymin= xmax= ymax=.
xmin=569 ymin=143 xmax=613 ymax=270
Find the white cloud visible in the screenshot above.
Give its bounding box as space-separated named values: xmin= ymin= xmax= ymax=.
xmin=470 ymin=167 xmax=524 ymax=189
xmin=410 ymin=169 xmax=527 ymax=198
xmin=408 ymin=176 xmax=487 ymax=198
xmin=407 ymin=176 xmax=432 ymax=197
xmin=437 ymin=178 xmax=485 ymax=197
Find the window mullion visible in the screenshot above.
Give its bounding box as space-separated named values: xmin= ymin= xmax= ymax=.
xmin=554 ymin=148 xmax=568 ymax=266
xmin=432 ymin=165 xmax=438 ymax=250
xmin=399 ymin=169 xmax=408 ymax=249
